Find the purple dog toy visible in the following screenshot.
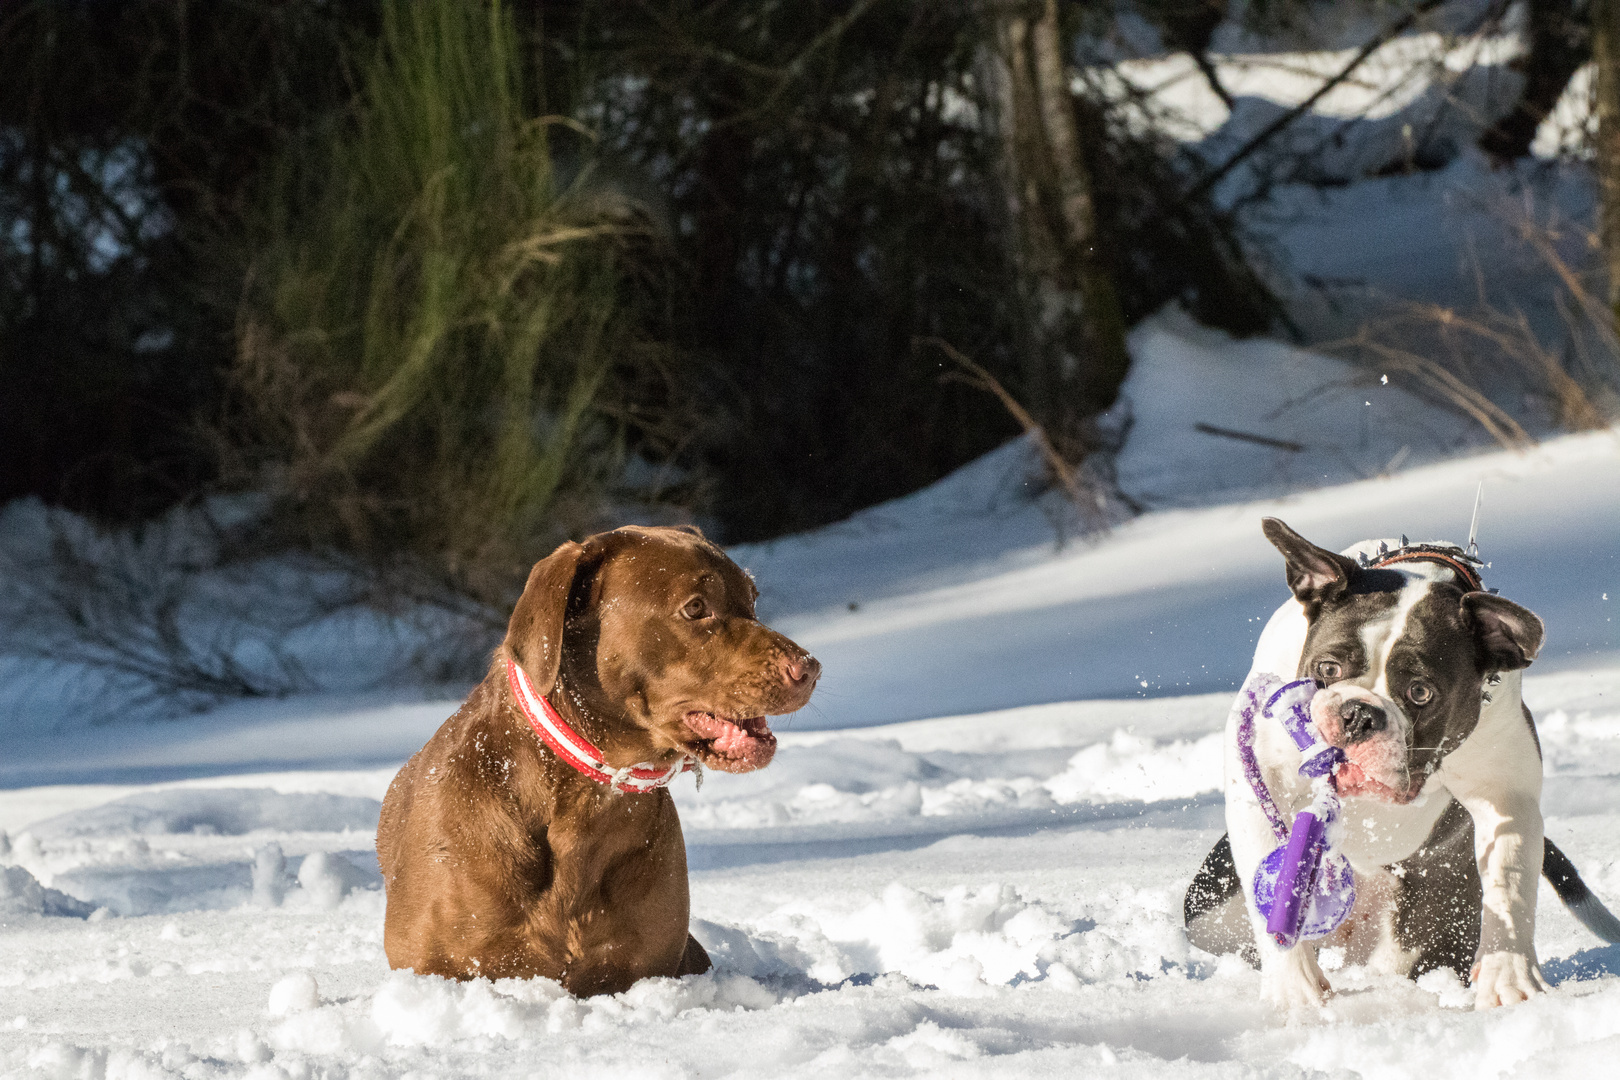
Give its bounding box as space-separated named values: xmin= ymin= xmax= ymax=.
xmin=1235 ymin=673 xmax=1356 ymax=949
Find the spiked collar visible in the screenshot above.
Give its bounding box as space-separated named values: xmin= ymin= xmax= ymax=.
xmin=1362 ymin=539 xmax=1485 ymax=593
xmin=505 ymin=659 xmax=700 ymax=794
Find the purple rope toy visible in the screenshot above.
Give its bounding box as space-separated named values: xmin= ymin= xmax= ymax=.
xmin=1235 ymin=672 xmax=1356 ymax=950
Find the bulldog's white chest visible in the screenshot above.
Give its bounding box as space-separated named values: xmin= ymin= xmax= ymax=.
xmin=1336 ymin=784 xmax=1452 ymax=867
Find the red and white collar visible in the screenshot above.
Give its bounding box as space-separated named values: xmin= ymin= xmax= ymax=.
xmin=505 ymin=659 xmax=700 ymax=794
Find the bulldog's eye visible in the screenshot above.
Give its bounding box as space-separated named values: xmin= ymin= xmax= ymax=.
xmin=1408 ymin=682 xmax=1434 ymax=706
xmin=680 ymin=597 xmax=710 ymax=620
xmin=1314 ymin=660 xmax=1343 ymax=682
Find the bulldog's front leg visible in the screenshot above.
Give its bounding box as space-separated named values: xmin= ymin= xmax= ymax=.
xmin=1224 ymin=734 xmax=1330 ymax=1011
xmin=1458 ymin=788 xmax=1549 ymax=1008
xmin=1441 ymin=688 xmax=1549 ymax=1009
xmin=1261 ymin=939 xmax=1331 ymax=1010
xmin=1231 ymin=826 xmax=1332 ymax=1010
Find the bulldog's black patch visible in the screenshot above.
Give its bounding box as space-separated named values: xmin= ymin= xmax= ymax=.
xmin=1391 ymin=798 xmax=1482 ymax=978
xmin=1184 ymin=834 xmax=1259 ymax=967
xmin=1384 ymin=586 xmax=1500 ymax=780
xmin=1347 ymin=568 xmax=1407 ymax=595
xmin=1295 ymin=588 xmax=1401 ymax=681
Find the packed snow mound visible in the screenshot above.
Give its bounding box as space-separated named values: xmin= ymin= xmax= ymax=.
xmin=674 ymin=724 xmax=1224 ymax=836
xmin=36 ymin=847 xmax=382 ymax=918
xmin=1111 ymin=307 xmax=1480 ymax=506
xmin=698 ymin=880 xmax=1189 ymax=992
xmin=0 ymin=864 xmax=94 ymax=918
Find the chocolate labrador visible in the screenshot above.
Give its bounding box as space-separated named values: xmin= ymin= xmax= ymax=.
xmin=376 ymin=525 xmax=819 ymax=995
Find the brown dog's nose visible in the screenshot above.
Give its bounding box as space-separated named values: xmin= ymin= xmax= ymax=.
xmin=783 ymin=654 xmax=821 ymax=686
xmin=1340 ymin=699 xmax=1387 ymax=743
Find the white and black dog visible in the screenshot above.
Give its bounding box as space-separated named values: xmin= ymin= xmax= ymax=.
xmin=1186 ymin=518 xmax=1620 ymax=1010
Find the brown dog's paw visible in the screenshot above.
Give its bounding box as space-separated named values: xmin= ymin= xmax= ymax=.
xmin=677 ymin=933 xmax=712 ymax=976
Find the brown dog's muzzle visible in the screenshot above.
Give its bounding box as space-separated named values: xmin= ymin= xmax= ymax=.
xmin=678 ymin=639 xmax=819 ymax=773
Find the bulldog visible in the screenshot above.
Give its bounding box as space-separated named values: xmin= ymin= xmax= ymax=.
xmin=1185 ymin=518 xmax=1619 ymax=1011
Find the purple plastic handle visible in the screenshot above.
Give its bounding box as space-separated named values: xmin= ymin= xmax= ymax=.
xmin=1265 ymin=809 xmax=1326 ymax=939
xmin=1241 ymin=673 xmax=1356 ymax=949
xmin=1267 ymin=680 xmax=1317 ymax=746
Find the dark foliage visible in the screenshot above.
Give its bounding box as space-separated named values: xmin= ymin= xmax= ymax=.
xmin=1 ymin=0 xmax=1277 ymax=553
xmin=0 ymin=1 xmax=361 ymax=520
xmin=567 ymin=0 xmax=1276 ymax=539
xmin=570 ymin=1 xmax=1030 ymax=540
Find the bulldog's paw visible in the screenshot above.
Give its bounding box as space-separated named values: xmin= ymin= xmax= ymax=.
xmin=1261 ymin=948 xmax=1332 ymax=1013
xmin=1470 ymin=951 xmax=1550 ymax=1009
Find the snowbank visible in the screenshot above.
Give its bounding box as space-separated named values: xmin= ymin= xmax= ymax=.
xmin=2 ymin=659 xmax=1620 ymax=1076
xmin=1 ymin=423 xmax=1619 ymax=1075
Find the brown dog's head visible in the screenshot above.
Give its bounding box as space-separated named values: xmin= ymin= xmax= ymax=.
xmin=502 ymin=525 xmax=818 ymax=774
xmin=1262 ymin=518 xmax=1543 ymax=803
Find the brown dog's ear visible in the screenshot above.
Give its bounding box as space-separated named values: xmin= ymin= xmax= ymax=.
xmin=1462 ymin=592 xmax=1544 ymax=672
xmin=1261 ymin=518 xmax=1360 ymax=612
xmin=504 ymin=540 xmax=585 ymax=695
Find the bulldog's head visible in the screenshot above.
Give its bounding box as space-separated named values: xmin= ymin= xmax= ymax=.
xmin=1262 ymin=518 xmax=1543 ymax=803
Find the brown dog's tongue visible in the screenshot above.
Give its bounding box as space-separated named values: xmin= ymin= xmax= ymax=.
xmin=686 ymin=713 xmax=776 ymax=770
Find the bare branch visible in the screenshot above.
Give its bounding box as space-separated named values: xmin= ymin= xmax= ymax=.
xmin=1184 ymin=0 xmax=1450 ymax=203
xmin=918 ymin=336 xmax=1100 ymax=515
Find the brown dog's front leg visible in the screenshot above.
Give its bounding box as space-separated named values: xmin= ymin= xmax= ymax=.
xmin=677 ymin=933 xmax=712 ymax=976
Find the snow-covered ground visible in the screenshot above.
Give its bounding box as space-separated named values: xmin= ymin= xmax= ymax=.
xmin=3 ymin=416 xmax=1619 ymax=1078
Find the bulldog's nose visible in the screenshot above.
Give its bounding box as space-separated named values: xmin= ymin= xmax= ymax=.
xmin=782 ymin=654 xmax=821 ymax=687
xmin=1340 ymin=699 xmax=1387 ymax=743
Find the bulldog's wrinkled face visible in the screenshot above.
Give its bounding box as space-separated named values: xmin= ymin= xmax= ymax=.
xmin=506 ymin=525 xmax=820 ymax=774
xmin=1262 ymin=518 xmax=1543 ymax=803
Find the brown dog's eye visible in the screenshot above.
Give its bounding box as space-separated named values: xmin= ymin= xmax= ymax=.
xmin=1315 ymin=660 xmax=1343 ymax=682
xmin=681 ymin=597 xmax=709 ymax=620
xmin=1408 ymin=682 xmax=1434 ymax=706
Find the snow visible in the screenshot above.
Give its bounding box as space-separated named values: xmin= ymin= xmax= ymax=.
xmin=740 ymin=423 xmax=1619 ymax=728
xmin=3 ymin=419 xmax=1619 ymax=1077
xmin=1114 ymin=31 xmax=1525 ymax=141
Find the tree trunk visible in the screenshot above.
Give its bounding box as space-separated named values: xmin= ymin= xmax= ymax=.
xmin=993 ymin=0 xmax=1130 ymax=465
xmin=1596 ymin=0 xmax=1620 ymax=318
xmin=1479 ymin=0 xmax=1590 ymax=163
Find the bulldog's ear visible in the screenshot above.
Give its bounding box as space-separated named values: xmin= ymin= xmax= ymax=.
xmin=504 ymin=540 xmax=586 ymax=695
xmin=1261 ymin=518 xmax=1359 ymax=611
xmin=1462 ymin=592 xmax=1544 ymax=672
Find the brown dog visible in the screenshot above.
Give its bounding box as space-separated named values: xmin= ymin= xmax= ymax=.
xmin=376 ymin=525 xmax=819 ymax=995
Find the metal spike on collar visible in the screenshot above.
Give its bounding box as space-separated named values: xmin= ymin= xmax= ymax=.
xmin=1378 ymin=541 xmax=1389 ymax=556
xmin=1358 ymin=551 xmax=1371 ymax=567
xmin=1400 ymin=534 xmax=1409 ymax=547
xmin=1466 ymin=482 xmax=1484 ymax=561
